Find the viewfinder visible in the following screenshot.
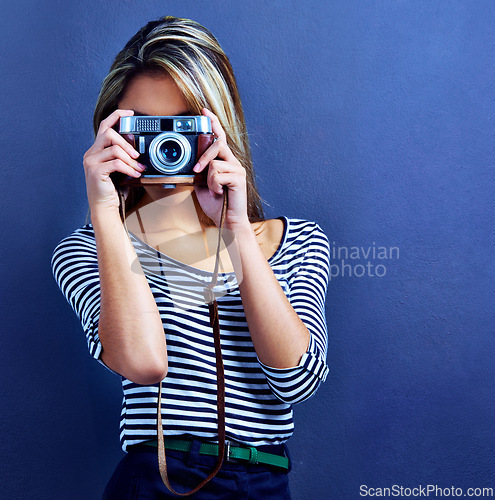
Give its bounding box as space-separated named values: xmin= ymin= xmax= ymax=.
xmin=174 ymin=119 xmax=195 ymax=133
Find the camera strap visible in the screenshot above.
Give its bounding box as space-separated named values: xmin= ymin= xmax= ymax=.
xmin=118 ymin=186 xmax=228 ymax=496
xmin=158 ymin=187 xmax=228 ymax=496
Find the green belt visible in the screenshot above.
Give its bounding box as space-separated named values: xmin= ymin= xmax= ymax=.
xmin=141 ymin=437 xmax=289 ymax=470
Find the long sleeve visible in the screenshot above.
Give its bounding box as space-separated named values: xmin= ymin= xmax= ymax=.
xmin=258 ymin=221 xmax=330 ymax=404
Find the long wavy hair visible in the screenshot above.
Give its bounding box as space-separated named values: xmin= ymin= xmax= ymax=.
xmin=92 ymin=16 xmax=264 ymax=223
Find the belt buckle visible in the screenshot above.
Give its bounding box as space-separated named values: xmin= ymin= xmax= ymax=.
xmin=225 ymin=441 xmax=232 ymax=462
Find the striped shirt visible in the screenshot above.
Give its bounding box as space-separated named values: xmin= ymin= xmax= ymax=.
xmin=51 ymin=216 xmax=330 ymax=451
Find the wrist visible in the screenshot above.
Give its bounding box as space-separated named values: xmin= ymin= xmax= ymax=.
xmin=224 ymin=216 xmax=252 ymax=236
xmin=227 ymin=220 xmax=258 ymax=250
xmin=90 ymin=205 xmax=122 ymax=228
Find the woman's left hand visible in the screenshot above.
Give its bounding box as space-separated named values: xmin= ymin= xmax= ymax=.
xmin=193 ymin=108 xmax=249 ymax=230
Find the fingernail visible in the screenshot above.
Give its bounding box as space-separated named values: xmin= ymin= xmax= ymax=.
xmin=193 ymin=163 xmax=201 ymax=172
xmin=131 ymin=150 xmax=140 ymax=159
xmin=137 ymin=163 xmax=146 ymax=171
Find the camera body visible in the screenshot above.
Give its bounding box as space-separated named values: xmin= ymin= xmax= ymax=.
xmin=119 ymin=115 xmax=214 ymax=182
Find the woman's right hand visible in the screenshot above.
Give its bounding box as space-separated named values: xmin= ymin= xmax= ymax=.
xmin=83 ymin=109 xmax=145 ymax=212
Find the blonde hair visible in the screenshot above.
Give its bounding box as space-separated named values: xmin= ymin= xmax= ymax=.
xmin=93 ymin=16 xmax=264 ymax=222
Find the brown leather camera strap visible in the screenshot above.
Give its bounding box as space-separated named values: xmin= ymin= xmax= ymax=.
xmin=157 ymin=187 xmax=228 ymax=496
xmin=119 ymin=186 xmax=228 ymax=496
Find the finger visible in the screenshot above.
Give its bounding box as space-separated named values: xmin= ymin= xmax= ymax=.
xmin=208 ymin=164 xmax=246 ymax=195
xmin=201 ymin=108 xmax=227 ymax=142
xmin=209 ymin=172 xmax=242 ymax=196
xmin=193 ymin=138 xmax=238 ymax=173
xmin=95 ymin=127 xmax=140 ymax=160
xmin=84 ymin=153 xmax=144 ymax=180
xmin=92 ymin=145 xmax=145 ymax=174
xmin=105 ymin=158 xmax=143 ymax=179
xmin=206 ymin=159 xmax=241 ymax=176
xmin=98 ymin=109 xmax=135 ymax=135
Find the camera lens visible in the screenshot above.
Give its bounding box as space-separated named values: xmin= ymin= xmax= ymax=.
xmin=158 ymin=140 xmax=182 ymax=165
xmin=149 ymin=132 xmax=192 ymax=174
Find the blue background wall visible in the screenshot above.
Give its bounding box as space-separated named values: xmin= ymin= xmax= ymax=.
xmin=1 ymin=1 xmax=494 ymax=498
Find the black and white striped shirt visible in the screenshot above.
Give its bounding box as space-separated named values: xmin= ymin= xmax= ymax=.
xmin=52 ymin=217 xmax=330 ymax=451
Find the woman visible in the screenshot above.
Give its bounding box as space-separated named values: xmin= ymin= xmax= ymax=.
xmin=52 ymin=16 xmax=330 ymax=499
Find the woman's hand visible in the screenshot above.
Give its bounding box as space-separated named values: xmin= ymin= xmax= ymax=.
xmin=83 ymin=109 xmax=145 ymax=212
xmin=193 ymin=108 xmax=250 ymax=230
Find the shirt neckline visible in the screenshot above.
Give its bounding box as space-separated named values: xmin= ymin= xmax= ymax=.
xmin=126 ymin=216 xmax=289 ymax=277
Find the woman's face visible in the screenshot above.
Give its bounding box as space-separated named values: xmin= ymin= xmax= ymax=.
xmin=118 ymin=71 xmax=190 ymax=117
xmin=118 ymin=72 xmax=193 ymax=204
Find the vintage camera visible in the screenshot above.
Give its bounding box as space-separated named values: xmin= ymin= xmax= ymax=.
xmin=119 ymin=115 xmax=214 ymax=183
